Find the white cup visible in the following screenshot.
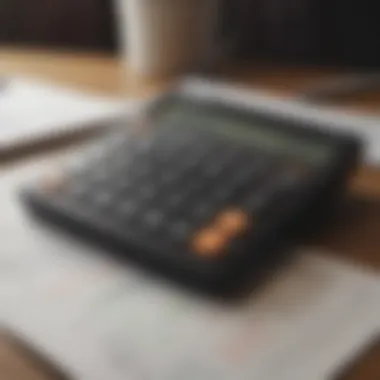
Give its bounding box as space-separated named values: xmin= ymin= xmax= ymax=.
xmin=115 ymin=0 xmax=220 ymax=78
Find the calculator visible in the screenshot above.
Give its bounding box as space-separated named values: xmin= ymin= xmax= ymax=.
xmin=21 ymin=79 xmax=362 ymax=296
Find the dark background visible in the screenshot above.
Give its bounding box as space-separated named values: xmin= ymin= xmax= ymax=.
xmin=0 ymin=0 xmax=117 ymax=51
xmin=0 ymin=0 xmax=380 ymax=67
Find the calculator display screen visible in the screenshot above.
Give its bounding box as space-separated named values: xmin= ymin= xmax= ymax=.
xmin=157 ymin=98 xmax=334 ymax=164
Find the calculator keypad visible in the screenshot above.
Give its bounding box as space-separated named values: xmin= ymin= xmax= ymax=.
xmin=43 ymin=127 xmax=308 ymax=261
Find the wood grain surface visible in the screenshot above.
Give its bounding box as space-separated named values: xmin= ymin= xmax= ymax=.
xmin=0 ymin=47 xmax=379 ymax=380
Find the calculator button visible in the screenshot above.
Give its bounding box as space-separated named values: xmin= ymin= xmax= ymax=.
xmin=179 ymin=182 xmax=203 ymax=200
xmin=161 ymin=171 xmax=179 ymax=185
xmin=279 ymin=166 xmax=307 ymax=188
xmin=142 ymin=209 xmax=165 ymax=229
xmin=139 ymin=186 xmax=157 ymax=201
xmin=187 ymin=147 xmax=209 ymax=162
xmin=135 ymin=133 xmax=155 ymax=149
xmin=92 ymin=191 xmax=114 ymax=208
xmin=214 ymin=209 xmax=251 ymax=236
xmin=106 ymin=155 xmax=130 ymax=174
xmin=116 ymin=182 xmax=134 ymax=195
xmin=67 ymin=183 xmax=90 ymax=199
xmin=213 ymin=187 xmax=234 ymax=203
xmin=192 ymin=203 xmax=215 ymax=221
xmin=125 ymin=166 xmax=145 ymax=181
xmin=233 ymin=165 xmax=258 ymax=183
xmin=167 ymin=193 xmax=185 ymax=209
xmin=243 ymin=192 xmax=269 ymax=213
xmin=118 ymin=200 xmax=138 ymax=219
xmin=169 ymin=220 xmax=192 ymax=242
xmin=203 ymin=162 xmax=225 ymax=179
xmin=192 ymin=228 xmax=228 ymax=258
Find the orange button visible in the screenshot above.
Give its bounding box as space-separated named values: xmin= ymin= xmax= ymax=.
xmin=215 ymin=209 xmax=250 ymax=236
xmin=192 ymin=229 xmax=228 ymax=258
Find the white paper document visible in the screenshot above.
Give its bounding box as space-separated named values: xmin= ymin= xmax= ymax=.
xmin=1 ymin=242 xmax=379 ymax=380
xmin=0 ymin=77 xmax=136 ymax=151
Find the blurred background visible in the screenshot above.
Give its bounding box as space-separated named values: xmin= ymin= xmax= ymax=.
xmin=1 ymin=0 xmax=380 ymax=67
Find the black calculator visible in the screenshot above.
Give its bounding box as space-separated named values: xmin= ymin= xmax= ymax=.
xmin=21 ymin=79 xmax=362 ymax=296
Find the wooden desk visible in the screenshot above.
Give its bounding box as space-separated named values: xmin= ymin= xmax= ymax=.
xmin=1 ymin=47 xmax=379 ymax=380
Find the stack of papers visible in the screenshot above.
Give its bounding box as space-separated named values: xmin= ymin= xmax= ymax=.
xmin=0 ymin=77 xmax=137 ymax=153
